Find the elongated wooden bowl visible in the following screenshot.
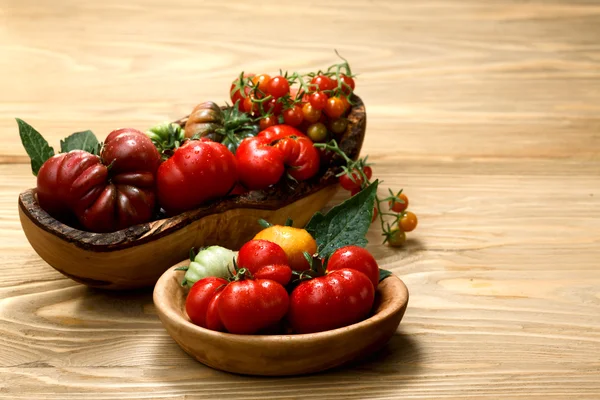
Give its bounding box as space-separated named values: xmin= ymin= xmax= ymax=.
xmin=153 ymin=262 xmax=409 ymax=376
xmin=18 ymin=97 xmax=366 ymax=289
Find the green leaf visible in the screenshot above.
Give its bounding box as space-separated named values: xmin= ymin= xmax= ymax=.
xmin=16 ymin=118 xmax=55 ymax=176
xmin=306 ymin=180 xmax=379 ymax=259
xmin=60 ymin=130 xmax=101 ymax=155
xmin=379 ymin=268 xmax=392 ymax=282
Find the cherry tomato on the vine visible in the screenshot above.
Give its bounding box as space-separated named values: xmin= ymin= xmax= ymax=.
xmin=338 ymin=74 xmax=356 ymax=95
xmin=230 ymin=73 xmax=254 ymax=106
xmin=328 ymin=118 xmax=348 ymax=135
xmin=389 ymin=193 xmax=408 ymax=213
xmin=267 ymin=76 xmax=290 ymax=98
xmin=263 ymin=97 xmax=283 ymax=115
xmin=387 ymin=228 xmax=406 ymax=247
xmin=302 ymin=103 xmax=322 ymax=123
xmin=252 ymin=74 xmax=271 ymax=93
xmin=311 ymin=74 xmax=336 ymax=91
xmin=372 ymin=207 xmax=378 ymax=223
xmin=259 ymin=116 xmax=277 ymax=131
xmin=309 ymin=91 xmax=328 ymax=110
xmin=324 ymin=97 xmax=346 ymax=119
xmin=306 ymin=123 xmax=328 ymax=142
xmin=339 ymin=167 xmax=370 ymax=191
xmin=243 ymin=96 xmax=259 ymax=115
xmin=400 ymin=211 xmax=418 ymax=232
xmin=283 ymin=105 xmax=304 ymax=127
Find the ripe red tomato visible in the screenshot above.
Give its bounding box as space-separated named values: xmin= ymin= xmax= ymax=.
xmin=311 ymin=74 xmax=336 ymax=91
xmin=236 ymin=125 xmax=320 ymax=189
xmin=205 ymin=291 xmax=226 ymax=331
xmin=389 ymin=193 xmax=408 ymax=213
xmin=259 ymin=115 xmax=277 ymax=130
xmin=282 ymin=105 xmax=304 ymax=127
xmin=267 ymin=75 xmax=290 ymax=98
xmin=243 ymin=96 xmax=259 ymax=115
xmin=185 ymin=277 xmax=228 ymax=329
xmin=339 ymin=167 xmax=371 ymax=191
xmin=230 ymin=73 xmax=254 ymax=106
xmin=254 ymin=264 xmax=292 ymax=286
xmin=252 ymin=74 xmax=271 ymax=93
xmin=157 ymin=139 xmax=238 ymax=215
xmin=36 ymin=129 xmax=161 ymax=233
xmin=218 ymin=279 xmax=289 ymax=334
xmin=288 ymin=269 xmax=375 ymax=333
xmin=324 ymin=97 xmax=346 ymax=119
xmin=263 ymin=97 xmax=283 ymax=115
xmin=338 ymin=74 xmax=355 ymax=95
xmin=308 ymin=91 xmax=328 ymax=110
xmin=237 ymin=239 xmax=289 ymax=274
xmin=327 ymin=245 xmax=379 ymax=289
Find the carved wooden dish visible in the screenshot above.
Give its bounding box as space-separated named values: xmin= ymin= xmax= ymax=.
xmin=18 ymin=97 xmax=366 ymax=290
xmin=153 ymin=262 xmax=409 ymax=376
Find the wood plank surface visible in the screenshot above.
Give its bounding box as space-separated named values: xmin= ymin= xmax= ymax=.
xmin=1 ymin=0 xmax=599 ymax=398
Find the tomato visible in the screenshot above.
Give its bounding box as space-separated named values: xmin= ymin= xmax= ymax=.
xmin=311 ymin=74 xmax=336 ymax=91
xmin=237 ymin=239 xmax=288 ymax=274
xmin=339 ymin=167 xmax=370 ymax=191
xmin=339 ymin=95 xmax=350 ymax=113
xmin=267 ymin=75 xmax=290 ymax=98
xmin=218 ymin=279 xmax=289 ymax=334
xmin=327 ymin=245 xmax=379 ymax=289
xmin=288 ymin=269 xmax=375 ymax=333
xmin=254 ymin=264 xmax=292 ymax=286
xmin=252 ymin=74 xmax=271 ymax=93
xmin=324 ymin=97 xmax=346 ymax=119
xmin=253 ymin=225 xmax=317 ymax=272
xmin=308 ymin=91 xmax=328 ymax=110
xmin=157 ymin=139 xmax=238 ymax=215
xmin=243 ymin=96 xmax=259 ymax=115
xmin=230 ymin=73 xmax=254 ymax=106
xmin=387 ymin=228 xmax=406 ymax=247
xmin=263 ymin=97 xmax=283 ymax=115
xmin=259 ymin=116 xmax=277 ymax=130
xmin=205 ymin=291 xmax=226 ymax=331
xmin=36 ymin=129 xmax=161 ymax=233
xmin=236 ymin=125 xmax=320 ymax=189
xmin=302 ymin=103 xmax=321 ymax=123
xmin=328 ymin=118 xmax=348 ymax=135
xmin=306 ymin=122 xmax=328 ymax=142
xmin=338 ymin=74 xmax=355 ymax=95
xmin=400 ymin=211 xmax=418 ymax=232
xmin=282 ymin=105 xmax=304 ymax=127
xmin=389 ymin=193 xmax=408 ymax=213
xmin=185 ymin=277 xmax=228 ymax=328
xmin=372 ymin=206 xmax=378 ymax=223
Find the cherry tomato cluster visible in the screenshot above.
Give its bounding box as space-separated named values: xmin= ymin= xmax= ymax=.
xmin=229 ymin=56 xmax=356 ymax=144
xmin=315 ymin=140 xmax=419 ymax=246
xmin=185 ymin=225 xmax=380 ymax=335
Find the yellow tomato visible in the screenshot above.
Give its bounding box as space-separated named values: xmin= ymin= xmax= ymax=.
xmin=253 ymin=226 xmax=317 ymax=272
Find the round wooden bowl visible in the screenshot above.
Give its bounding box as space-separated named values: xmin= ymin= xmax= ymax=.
xmin=18 ymin=98 xmax=366 ymax=290
xmin=153 ymin=261 xmax=409 ymax=376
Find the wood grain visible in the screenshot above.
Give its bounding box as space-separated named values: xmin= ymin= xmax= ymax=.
xmin=1 ymin=0 xmax=600 ymax=398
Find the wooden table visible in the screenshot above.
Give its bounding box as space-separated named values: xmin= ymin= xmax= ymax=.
xmin=1 ymin=1 xmax=599 ymax=398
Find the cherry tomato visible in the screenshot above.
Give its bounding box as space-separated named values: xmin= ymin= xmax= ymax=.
xmin=306 ymin=122 xmax=328 ymax=142
xmin=259 ymin=116 xmax=277 ymax=131
xmin=327 ymin=245 xmax=379 ymax=290
xmin=324 ymin=97 xmax=346 ymax=119
xmin=339 ymin=168 xmax=371 ymax=191
xmin=243 ymin=96 xmax=259 ymax=115
xmin=340 ymin=96 xmax=350 ymax=113
xmin=254 ymin=264 xmax=292 ymax=286
xmin=328 ymin=118 xmax=348 ymax=135
xmin=311 ymin=74 xmax=336 ymax=91
xmin=157 ymin=139 xmax=238 ymax=215
xmin=338 ymin=74 xmax=355 ymax=95
xmin=387 ymin=228 xmax=406 ymax=247
xmin=288 ymin=269 xmax=374 ymax=333
xmin=37 ymin=129 xmax=161 ymax=233
xmin=230 ymin=73 xmax=254 ymax=106
xmin=267 ymin=75 xmax=290 ymax=98
xmin=372 ymin=207 xmax=378 ymax=223
xmin=263 ymin=97 xmax=283 ymax=115
xmin=400 ymin=211 xmax=418 ymax=232
xmin=185 ymin=277 xmax=228 ymax=328
xmin=364 ymin=166 xmax=373 ymax=179
xmin=218 ymin=279 xmax=289 ymax=334
xmin=389 ymin=193 xmax=408 ymax=213
xmin=237 ymin=239 xmax=289 ymax=274
xmin=309 ymin=91 xmax=328 ymax=110
xmin=252 ymin=74 xmax=271 ymax=93
xmin=302 ymin=103 xmax=322 ymax=123
xmin=283 ymin=105 xmax=304 ymax=127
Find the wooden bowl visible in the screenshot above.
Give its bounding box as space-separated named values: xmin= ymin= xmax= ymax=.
xmin=153 ymin=261 xmax=409 ymax=376
xmin=18 ymin=97 xmax=366 ymax=290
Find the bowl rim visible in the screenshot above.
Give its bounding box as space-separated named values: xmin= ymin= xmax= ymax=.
xmin=18 ymin=96 xmax=366 ymax=252
xmin=153 ymin=262 xmax=409 ymax=342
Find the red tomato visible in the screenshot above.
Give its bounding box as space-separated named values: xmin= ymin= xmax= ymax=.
xmin=218 ymin=279 xmax=289 ymax=334
xmin=311 ymin=74 xmax=336 ymax=91
xmin=282 ymin=105 xmax=304 ymax=127
xmin=237 ymin=239 xmax=289 ymax=274
xmin=185 ymin=277 xmax=228 ymax=328
xmin=389 ymin=193 xmax=408 ymax=213
xmin=324 ymin=97 xmax=346 ymax=119
xmin=339 ymin=168 xmax=370 ymax=191
xmin=308 ymin=91 xmax=328 ymax=110
xmin=157 ymin=139 xmax=238 ymax=215
xmin=236 ymin=125 xmax=320 ymax=189
xmin=36 ymin=129 xmax=161 ymax=233
xmin=205 ymin=291 xmax=226 ymax=331
xmin=288 ymin=269 xmax=374 ymax=333
xmin=267 ymin=75 xmax=290 ymax=98
xmin=337 ymin=74 xmax=355 ymax=95
xmin=243 ymin=96 xmax=259 ymax=115
xmin=263 ymin=97 xmax=283 ymax=116
xmin=259 ymin=116 xmax=277 ymax=130
xmin=327 ymin=245 xmax=379 ymax=289
xmin=230 ymin=73 xmax=254 ymax=106
xmin=254 ymin=264 xmax=292 ymax=286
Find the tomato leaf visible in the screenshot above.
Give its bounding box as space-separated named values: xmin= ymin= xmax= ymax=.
xmin=16 ymin=118 xmax=55 ymax=176
xmin=379 ymin=268 xmax=392 ymax=282
xmin=306 ymin=180 xmax=378 ymax=259
xmin=60 ymin=130 xmax=101 ymax=155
